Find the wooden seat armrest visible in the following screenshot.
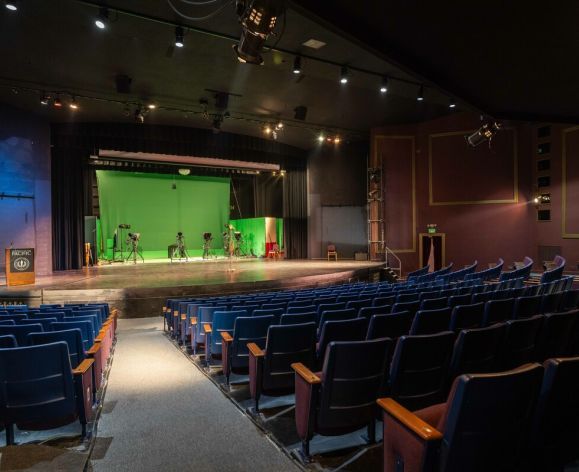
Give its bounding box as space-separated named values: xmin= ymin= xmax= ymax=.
xmin=203 ymin=323 xmax=212 ymax=334
xmin=112 ymin=308 xmax=119 ymax=317
xmin=190 ymin=316 xmax=197 ymax=325
xmin=86 ymin=343 xmax=101 ymax=355
xmin=173 ymin=310 xmax=179 ymax=317
xmin=181 ymin=314 xmax=187 ymax=320
xmin=221 ymin=332 xmax=233 ymax=343
xmin=73 ymin=358 xmax=94 ymax=376
xmin=247 ymin=342 xmax=264 ymax=357
xmin=95 ymin=332 xmax=106 ymax=343
xmin=291 ymin=362 xmax=321 ymax=384
xmin=377 ymin=398 xmax=443 ymax=441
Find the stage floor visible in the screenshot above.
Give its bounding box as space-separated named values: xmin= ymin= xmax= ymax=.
xmin=0 ymin=258 xmax=384 ymax=317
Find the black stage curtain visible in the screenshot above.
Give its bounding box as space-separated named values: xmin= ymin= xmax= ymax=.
xmin=283 ymin=169 xmax=308 ymax=259
xmin=51 ymin=147 xmax=90 ymax=270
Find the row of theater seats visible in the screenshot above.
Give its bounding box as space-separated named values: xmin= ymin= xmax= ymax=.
xmin=0 ymin=303 xmax=117 ymax=445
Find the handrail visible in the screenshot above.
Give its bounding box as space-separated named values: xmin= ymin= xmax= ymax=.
xmin=384 ymin=245 xmax=402 ymax=275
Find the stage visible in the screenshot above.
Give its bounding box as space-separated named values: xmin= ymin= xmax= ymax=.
xmin=0 ymin=258 xmax=384 ymax=317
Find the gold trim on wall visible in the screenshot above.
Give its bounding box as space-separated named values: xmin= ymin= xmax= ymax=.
xmin=418 ymin=232 xmax=446 ymax=268
xmin=373 ymin=135 xmax=416 ymax=253
xmin=428 ymin=129 xmax=519 ymax=206
xmin=562 ymin=126 xmax=579 ymax=238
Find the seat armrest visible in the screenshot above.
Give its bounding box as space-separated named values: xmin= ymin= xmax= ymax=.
xmin=174 ymin=310 xmax=179 ymax=317
xmin=86 ymin=343 xmax=101 ymax=356
xmin=221 ymin=332 xmax=233 ymax=343
xmin=203 ymin=323 xmax=212 ymax=334
xmin=292 ymin=362 xmax=321 ymax=384
xmin=190 ymin=316 xmax=197 ymax=325
xmin=73 ymin=358 xmax=94 ymax=376
xmin=247 ymin=342 xmax=264 ymax=357
xmin=377 ymin=398 xmax=442 ymax=441
xmin=181 ymin=314 xmax=187 ymax=320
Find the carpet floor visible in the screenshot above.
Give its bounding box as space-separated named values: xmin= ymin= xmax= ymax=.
xmin=91 ymin=317 xmax=299 ymax=472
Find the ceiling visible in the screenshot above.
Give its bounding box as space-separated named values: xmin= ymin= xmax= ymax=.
xmin=0 ymin=0 xmax=457 ymax=149
xmin=291 ymin=0 xmax=579 ymax=124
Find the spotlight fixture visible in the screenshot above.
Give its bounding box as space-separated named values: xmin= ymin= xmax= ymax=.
xmin=40 ymin=93 xmax=49 ymax=106
xmin=234 ymin=0 xmax=284 ymax=65
xmin=317 ymin=134 xmax=324 ymax=142
xmin=275 ymin=120 xmax=283 ymax=130
xmin=340 ymin=66 xmax=349 ymax=84
xmin=380 ymin=76 xmax=388 ymax=94
xmin=263 ymin=124 xmax=272 ymax=135
xmin=449 ymin=98 xmax=456 ymax=109
xmin=465 ymin=120 xmax=503 ymax=148
xmin=280 ymin=170 xmax=286 ymax=176
xmin=147 ymin=103 xmax=156 ymax=110
xmin=175 ymin=26 xmax=184 ymax=48
xmin=95 ymin=7 xmax=109 ymax=29
xmin=53 ymin=95 xmax=62 ymax=108
xmin=292 ymin=55 xmax=302 ymax=74
xmin=178 ymin=168 xmax=191 ymax=176
xmin=334 ymin=136 xmax=341 ymax=144
xmin=417 ymin=84 xmax=424 ymax=101
xmin=4 ymin=1 xmax=17 ymax=11
xmin=69 ymin=97 xmax=78 ymax=110
xmin=533 ymin=196 xmax=540 ymax=205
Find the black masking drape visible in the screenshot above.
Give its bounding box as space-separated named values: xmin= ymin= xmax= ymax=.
xmin=51 ymin=148 xmax=89 ymax=270
xmin=283 ymin=169 xmax=308 ymax=259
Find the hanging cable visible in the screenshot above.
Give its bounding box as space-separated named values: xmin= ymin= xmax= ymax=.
xmin=166 ymin=0 xmax=233 ymax=22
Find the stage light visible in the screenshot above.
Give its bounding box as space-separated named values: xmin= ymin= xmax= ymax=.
xmin=40 ymin=93 xmax=49 ymax=106
xmin=4 ymin=1 xmax=17 ymax=11
xmin=234 ymin=0 xmax=284 ymax=65
xmin=380 ymin=76 xmax=388 ymax=94
xmin=95 ymin=7 xmax=108 ymax=29
xmin=263 ymin=124 xmax=272 ymax=135
xmin=326 ymin=137 xmax=332 ymax=142
xmin=465 ymin=120 xmax=503 ymax=148
xmin=317 ymin=134 xmax=324 ymax=142
xmin=53 ymin=95 xmax=62 ymax=108
xmin=340 ymin=66 xmax=349 ymax=84
xmin=334 ymin=136 xmax=341 ymax=144
xmin=292 ymin=56 xmax=302 ymax=74
xmin=178 ymin=168 xmax=190 ymax=176
xmin=417 ymin=85 xmax=424 ymax=101
xmin=175 ymin=26 xmax=184 ymax=48
xmin=280 ymin=170 xmax=286 ymax=176
xmin=533 ymin=197 xmax=540 ymax=204
xmin=275 ymin=120 xmax=283 ymax=130
xmin=147 ymin=104 xmax=156 ymax=109
xmin=449 ymin=98 xmax=456 ymax=109
xmin=69 ymin=97 xmax=78 ymax=110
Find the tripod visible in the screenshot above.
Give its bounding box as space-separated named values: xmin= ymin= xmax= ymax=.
xmin=126 ymin=239 xmax=144 ymax=264
xmin=171 ymin=235 xmax=189 ymax=261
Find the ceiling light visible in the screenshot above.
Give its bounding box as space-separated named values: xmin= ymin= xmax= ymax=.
xmin=449 ymin=98 xmax=456 ymax=109
xmin=340 ymin=66 xmax=349 ymax=84
xmin=275 ymin=120 xmax=283 ymax=130
xmin=263 ymin=124 xmax=272 ymax=134
xmin=147 ymin=104 xmax=156 ymax=109
xmin=53 ymin=95 xmax=62 ymax=108
xmin=4 ymin=1 xmax=17 ymax=11
xmin=533 ymin=197 xmax=540 ymax=204
xmin=95 ymin=7 xmax=108 ymax=29
xmin=292 ymin=56 xmax=302 ymax=74
xmin=326 ymin=137 xmax=332 ymax=142
xmin=40 ymin=93 xmax=49 ymax=106
xmin=417 ymin=85 xmax=424 ymax=101
xmin=317 ymin=134 xmax=324 ymax=142
xmin=175 ymin=26 xmax=184 ymax=48
xmin=69 ymin=97 xmax=78 ymax=110
xmin=380 ymin=76 xmax=389 ymax=94
xmin=302 ymin=38 xmax=326 ymax=49
xmin=234 ymin=0 xmax=284 ymax=65
xmin=178 ymin=168 xmax=191 ymax=176
xmin=334 ymin=136 xmax=341 ymax=144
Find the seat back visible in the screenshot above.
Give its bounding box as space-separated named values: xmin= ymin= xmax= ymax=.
xmin=0 ymin=335 xmax=17 ymax=348
xmin=280 ymin=312 xmax=316 ymax=325
xmin=366 ymin=311 xmax=412 ymax=340
xmin=530 ymin=357 xmax=579 ymax=469
xmin=500 ymin=315 xmax=543 ymax=369
xmin=316 ymin=339 xmax=392 ymax=434
xmin=0 ymin=342 xmax=77 ymax=426
xmin=396 ymin=293 xmax=420 ymax=303
xmin=27 ymin=329 xmax=86 ymax=368
xmin=17 ymin=318 xmax=58 ymax=331
xmin=316 ymin=302 xmax=345 ymax=317
xmin=0 ymin=314 xmax=27 ymax=323
xmin=0 ymin=324 xmax=43 ymax=346
xmin=513 ymin=295 xmax=543 ymax=319
xmin=391 ymin=300 xmax=421 ymax=317
xmin=448 ymin=324 xmax=505 ymax=381
xmin=560 ymin=289 xmax=579 ymax=312
xmin=318 ymin=308 xmax=357 ymax=329
xmin=471 ymin=292 xmax=493 ymax=304
xmin=317 ymin=318 xmax=367 ymax=360
xmin=535 ymin=311 xmax=576 ymax=361
xmin=210 ymin=310 xmax=247 ymax=356
xmin=262 ymin=323 xmax=316 ymax=394
xmin=439 ymin=364 xmax=543 ymax=471
xmin=409 ymin=307 xmax=452 ymax=336
xmin=345 ymin=299 xmax=373 ymax=312
xmin=539 ymin=292 xmax=563 ymax=314
xmin=31 ymin=311 xmax=65 ymax=322
xmin=388 ymin=331 xmax=455 ymax=410
xmin=0 ymin=320 xmax=15 ymax=326
xmin=419 ymin=297 xmax=448 ymax=311
xmin=230 ymin=316 xmax=274 ymax=371
xmin=286 ymin=305 xmax=317 ymax=315
xmin=449 ymin=303 xmax=484 ymax=332
xmin=482 ymin=298 xmax=515 ymax=326
xmin=50 ymin=320 xmax=94 ymax=351
xmin=358 ymin=305 xmax=391 ymax=319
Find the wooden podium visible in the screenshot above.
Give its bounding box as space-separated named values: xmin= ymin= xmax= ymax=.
xmin=5 ymin=248 xmax=35 ymax=286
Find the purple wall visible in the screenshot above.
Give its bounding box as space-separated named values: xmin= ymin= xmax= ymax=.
xmin=0 ymin=104 xmax=52 ymax=276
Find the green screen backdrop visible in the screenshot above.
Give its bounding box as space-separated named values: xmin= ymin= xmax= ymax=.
xmin=97 ymin=170 xmax=230 ymax=259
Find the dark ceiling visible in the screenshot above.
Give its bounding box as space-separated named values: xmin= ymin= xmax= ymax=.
xmin=1 ymin=1 xmax=575 ymax=150
xmin=292 ymin=0 xmax=579 ymax=124
xmin=0 ymin=0 xmax=455 ymax=149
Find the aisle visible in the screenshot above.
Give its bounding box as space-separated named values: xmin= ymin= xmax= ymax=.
xmin=91 ymin=318 xmax=299 ymax=472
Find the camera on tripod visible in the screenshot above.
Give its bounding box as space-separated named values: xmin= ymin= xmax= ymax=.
xmin=128 ymin=232 xmax=141 ymax=242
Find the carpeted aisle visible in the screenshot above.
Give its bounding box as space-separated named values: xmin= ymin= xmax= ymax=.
xmin=91 ymin=318 xmax=299 ymax=472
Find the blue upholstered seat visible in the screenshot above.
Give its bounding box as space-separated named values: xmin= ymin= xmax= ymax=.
xmin=27 ymin=329 xmax=86 ymax=368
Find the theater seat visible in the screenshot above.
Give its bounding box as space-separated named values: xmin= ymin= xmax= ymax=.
xmin=0 ymin=342 xmax=94 ymax=445
xmin=482 ymin=298 xmax=515 ymax=326
xmin=292 ymin=338 xmax=392 ymax=462
xmin=0 ymin=324 xmax=43 ymax=346
xmin=409 ymin=307 xmax=452 ymax=336
xmin=499 ymin=315 xmax=543 ymax=370
xmin=449 ymin=303 xmax=484 ymax=331
xmin=513 ymin=295 xmax=543 ymax=319
xmin=534 ymin=311 xmax=576 ymax=361
xmin=0 ymin=335 xmax=17 ymax=348
xmin=379 ymin=363 xmax=543 ymax=472
xmin=204 ymin=310 xmax=247 ymax=364
xmin=316 ymin=318 xmax=367 ymax=365
xmin=248 ymin=322 xmax=316 ymax=412
xmin=280 ymin=312 xmax=316 ymax=325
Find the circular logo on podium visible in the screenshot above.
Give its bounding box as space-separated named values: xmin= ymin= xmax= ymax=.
xmin=14 ymin=257 xmax=31 ymax=271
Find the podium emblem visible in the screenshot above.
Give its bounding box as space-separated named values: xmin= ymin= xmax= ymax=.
xmin=14 ymin=257 xmax=31 ymax=271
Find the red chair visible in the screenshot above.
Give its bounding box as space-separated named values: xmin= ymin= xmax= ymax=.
xmin=327 ymin=244 xmax=338 ymax=261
